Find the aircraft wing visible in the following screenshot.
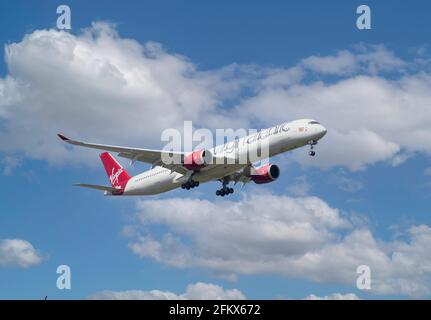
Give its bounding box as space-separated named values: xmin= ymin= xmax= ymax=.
xmin=58 ymin=134 xmax=251 ymax=178
xmin=58 ymin=134 xmax=188 ymax=174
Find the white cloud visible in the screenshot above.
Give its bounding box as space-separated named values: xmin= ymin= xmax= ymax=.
xmin=328 ymin=169 xmax=364 ymax=193
xmin=0 ymin=239 xmax=43 ymax=268
xmin=238 ymin=72 xmax=431 ymax=170
xmin=303 ymin=293 xmax=359 ymax=300
xmin=2 ymin=155 xmax=22 ymax=176
xmin=1 ymin=25 xmax=431 ymax=171
xmin=391 ymin=152 xmax=414 ymax=167
xmin=0 ymin=23 xmax=248 ymax=166
xmin=127 ymin=195 xmax=431 ymax=297
xmin=302 ymin=50 xmax=357 ymax=76
xmin=87 ymin=282 xmax=246 ymax=300
xmin=129 ymin=194 xmax=350 ymax=267
xmin=88 ymin=283 xmax=359 ymax=300
xmin=260 ymin=66 xmax=304 ymax=89
xmin=88 ymin=289 xmax=178 ymax=300
xmin=287 ymin=175 xmax=311 ymax=196
xmin=301 ymin=45 xmax=406 ymax=76
xmin=296 ymin=129 xmax=400 ymax=171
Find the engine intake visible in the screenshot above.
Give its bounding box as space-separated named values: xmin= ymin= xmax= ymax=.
xmin=183 ymin=149 xmax=213 ymax=171
xmin=251 ymin=164 xmax=280 ymax=184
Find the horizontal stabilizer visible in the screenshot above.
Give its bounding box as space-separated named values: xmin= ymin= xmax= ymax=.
xmin=74 ymin=183 xmax=120 ymax=192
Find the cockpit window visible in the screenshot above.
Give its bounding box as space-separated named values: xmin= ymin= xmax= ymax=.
xmin=308 ymin=121 xmax=320 ymax=125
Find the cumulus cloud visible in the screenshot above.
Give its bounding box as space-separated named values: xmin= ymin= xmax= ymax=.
xmin=129 ymin=194 xmax=350 ymax=268
xmin=87 ymin=282 xmax=246 ymax=300
xmin=328 ymin=169 xmax=364 ymax=193
xmin=2 ymin=155 xmax=22 ymax=176
xmin=303 ymin=293 xmax=359 ymax=300
xmin=301 ymin=44 xmax=406 ymax=76
xmin=0 ymin=22 xmax=248 ymax=166
xmin=287 ymin=175 xmax=311 ymax=196
xmin=126 ymin=195 xmax=431 ymax=297
xmin=391 ymin=152 xmax=415 ymax=167
xmin=300 ymin=129 xmax=399 ymax=171
xmin=238 ymin=72 xmax=431 ymax=170
xmin=0 ymin=239 xmax=43 ymax=267
xmin=1 ymin=24 xmax=431 ymax=171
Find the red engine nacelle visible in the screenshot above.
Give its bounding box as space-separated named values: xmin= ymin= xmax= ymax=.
xmin=251 ymin=164 xmax=280 ymax=184
xmin=183 ymin=149 xmax=213 ymax=171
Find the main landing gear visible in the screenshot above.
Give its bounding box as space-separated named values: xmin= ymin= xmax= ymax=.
xmin=216 ymin=178 xmax=234 ymax=197
xmin=308 ymin=140 xmax=317 ymax=157
xmin=181 ymin=180 xmax=199 ymax=190
xmin=216 ymin=187 xmax=234 ymax=197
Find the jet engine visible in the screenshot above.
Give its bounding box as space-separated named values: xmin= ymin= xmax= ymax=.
xmin=251 ymin=164 xmax=280 ymax=184
xmin=183 ymin=149 xmax=213 ymax=171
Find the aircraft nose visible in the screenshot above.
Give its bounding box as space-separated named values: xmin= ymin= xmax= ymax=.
xmin=316 ymin=124 xmax=327 ymax=139
xmin=320 ymin=125 xmax=327 ymax=137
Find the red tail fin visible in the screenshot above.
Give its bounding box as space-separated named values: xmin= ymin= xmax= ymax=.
xmin=99 ymin=152 xmax=131 ymax=189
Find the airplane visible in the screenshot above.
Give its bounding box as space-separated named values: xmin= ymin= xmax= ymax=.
xmin=58 ymin=119 xmax=327 ymax=197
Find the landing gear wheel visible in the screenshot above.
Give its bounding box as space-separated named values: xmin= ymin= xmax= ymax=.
xmin=216 ymin=177 xmax=235 ymax=197
xmin=183 ymin=180 xmax=200 ymax=191
xmin=216 ymin=187 xmax=234 ymax=196
xmin=308 ymin=140 xmax=317 ymax=156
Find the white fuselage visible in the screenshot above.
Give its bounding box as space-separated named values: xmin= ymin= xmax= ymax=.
xmin=122 ymin=119 xmax=326 ymax=195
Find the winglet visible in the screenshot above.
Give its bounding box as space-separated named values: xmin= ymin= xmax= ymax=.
xmin=57 ymin=134 xmax=70 ymax=141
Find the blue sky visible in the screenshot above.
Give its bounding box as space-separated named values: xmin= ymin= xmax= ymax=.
xmin=1 ymin=0 xmax=431 ymax=299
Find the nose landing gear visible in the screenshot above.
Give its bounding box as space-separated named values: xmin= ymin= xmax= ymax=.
xmin=308 ymin=140 xmax=317 ymax=156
